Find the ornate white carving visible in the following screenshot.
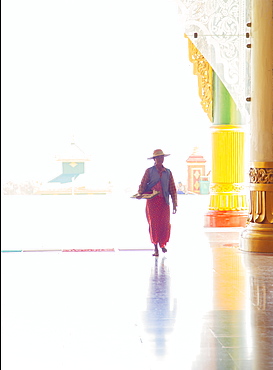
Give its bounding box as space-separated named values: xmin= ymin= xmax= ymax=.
xmin=177 ymin=0 xmax=251 ymax=123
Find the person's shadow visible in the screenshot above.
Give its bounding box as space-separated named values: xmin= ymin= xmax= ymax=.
xmin=141 ymin=258 xmax=177 ymax=356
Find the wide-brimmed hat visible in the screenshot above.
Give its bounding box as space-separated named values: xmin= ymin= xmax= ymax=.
xmin=148 ymin=149 xmax=170 ymax=160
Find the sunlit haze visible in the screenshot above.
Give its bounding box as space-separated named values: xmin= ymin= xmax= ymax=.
xmin=2 ymin=0 xmax=211 ymax=191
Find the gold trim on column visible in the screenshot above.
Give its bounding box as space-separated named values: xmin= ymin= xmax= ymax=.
xmin=248 ymin=162 xmax=273 ymax=223
xmin=250 ymin=162 xmax=273 ymax=169
xmin=186 ymin=36 xmax=213 ymax=122
xmin=209 ymin=183 xmax=248 ymax=211
xmin=248 ymin=186 xmax=273 ymax=224
xmin=241 ymin=162 xmax=273 ymax=252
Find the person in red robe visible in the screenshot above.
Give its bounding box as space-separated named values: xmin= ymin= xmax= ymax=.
xmin=137 ymin=149 xmax=177 ymax=256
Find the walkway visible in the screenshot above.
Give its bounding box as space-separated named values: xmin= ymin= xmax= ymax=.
xmin=1 ymin=195 xmax=273 ymax=369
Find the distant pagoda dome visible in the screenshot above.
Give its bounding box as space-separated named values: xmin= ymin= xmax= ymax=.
xmin=48 ymin=137 xmax=90 ymax=185
xmin=186 ymin=147 xmax=206 ymax=163
xmin=35 ymin=137 xmax=111 ymax=195
xmin=55 ymin=138 xmax=90 ymax=162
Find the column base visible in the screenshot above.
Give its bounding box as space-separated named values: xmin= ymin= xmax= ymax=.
xmin=204 ymin=210 xmax=248 ymax=228
xmin=240 ymin=223 xmax=273 ymax=253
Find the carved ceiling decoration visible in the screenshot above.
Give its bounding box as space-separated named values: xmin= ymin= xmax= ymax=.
xmin=187 ymin=37 xmax=213 ymax=121
xmin=177 ymin=0 xmax=251 ymax=123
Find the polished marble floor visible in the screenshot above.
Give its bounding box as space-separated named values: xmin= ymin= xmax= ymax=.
xmin=2 ymin=195 xmax=273 ymax=369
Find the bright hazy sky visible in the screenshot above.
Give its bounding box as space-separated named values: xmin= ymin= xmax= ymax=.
xmin=2 ymin=0 xmax=211 ymax=188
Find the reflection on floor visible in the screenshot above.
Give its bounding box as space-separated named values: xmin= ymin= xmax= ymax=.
xmin=2 ymin=230 xmax=273 ymax=369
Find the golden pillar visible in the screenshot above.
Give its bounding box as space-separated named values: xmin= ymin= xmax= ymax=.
xmin=206 ymin=124 xmax=249 ymax=227
xmin=240 ymin=0 xmax=273 ymax=252
xmin=204 ymin=72 xmax=248 ymax=227
xmin=187 ymin=37 xmax=248 ymax=227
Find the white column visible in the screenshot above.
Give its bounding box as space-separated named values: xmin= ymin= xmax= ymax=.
xmin=240 ymin=0 xmax=273 ymax=252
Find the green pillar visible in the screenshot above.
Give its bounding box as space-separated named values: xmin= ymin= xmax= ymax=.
xmin=212 ymin=72 xmax=242 ymax=125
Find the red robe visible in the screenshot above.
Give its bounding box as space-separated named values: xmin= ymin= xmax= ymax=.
xmin=138 ymin=166 xmax=177 ymax=248
xmin=145 ymin=181 xmax=170 ymax=247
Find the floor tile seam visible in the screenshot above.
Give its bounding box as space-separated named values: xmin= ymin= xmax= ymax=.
xmin=215 ymin=340 xmax=240 ymax=362
xmin=224 ymin=349 xmax=255 ymax=368
xmin=212 ymin=334 xmax=252 ymax=338
xmin=214 ymin=336 xmax=255 ymax=347
xmin=204 ymin=227 xmax=245 ymax=232
xmin=214 ymin=345 xmax=255 ymax=352
xmin=1 ymin=248 xmax=154 ymax=253
xmin=203 ymin=344 xmax=238 ymax=366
